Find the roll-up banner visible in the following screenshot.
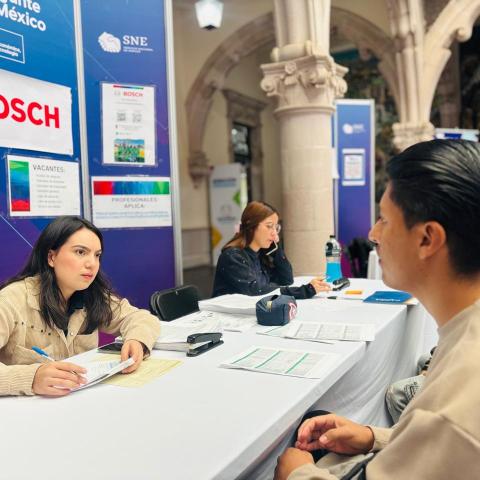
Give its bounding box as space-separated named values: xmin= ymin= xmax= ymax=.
xmin=209 ymin=163 xmax=248 ymax=266
xmin=333 ymin=99 xmax=375 ymax=276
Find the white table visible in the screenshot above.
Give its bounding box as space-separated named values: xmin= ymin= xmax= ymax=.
xmin=246 ymin=279 xmax=425 ymax=479
xmin=0 ymin=280 xmax=425 ymax=480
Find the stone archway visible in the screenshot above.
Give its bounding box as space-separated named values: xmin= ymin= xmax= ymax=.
xmin=331 ymin=8 xmax=397 ymax=111
xmin=184 ymin=8 xmax=398 ymax=186
xmin=422 ymin=0 xmax=480 ymax=121
xmin=185 ymin=13 xmax=275 ymax=186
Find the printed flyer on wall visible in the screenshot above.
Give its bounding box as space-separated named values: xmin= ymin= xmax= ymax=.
xmin=91 ymin=176 xmax=171 ymax=228
xmin=7 ymin=155 xmax=80 ymax=217
xmin=101 ymin=83 xmax=156 ymax=166
xmin=342 ymin=148 xmax=366 ymax=186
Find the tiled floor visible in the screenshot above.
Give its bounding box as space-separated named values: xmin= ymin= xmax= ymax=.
xmin=183 ymin=265 xmax=215 ymax=300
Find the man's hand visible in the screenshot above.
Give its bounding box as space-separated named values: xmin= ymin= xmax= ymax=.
xmin=121 ymin=339 xmax=145 ymax=373
xmin=274 ymin=448 xmax=314 ymax=480
xmin=32 ymin=361 xmax=87 ymax=396
xmin=309 ymin=277 xmax=331 ymax=294
xmin=296 ymin=414 xmax=374 ymax=455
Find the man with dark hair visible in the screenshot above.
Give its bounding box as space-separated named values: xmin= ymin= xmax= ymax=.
xmin=275 ymin=139 xmax=480 ymax=480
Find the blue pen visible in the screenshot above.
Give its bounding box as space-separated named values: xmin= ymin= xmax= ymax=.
xmin=32 ymin=346 xmax=82 ymax=378
xmin=32 ymin=346 xmax=55 ymax=362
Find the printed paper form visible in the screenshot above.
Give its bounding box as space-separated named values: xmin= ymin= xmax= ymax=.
xmin=287 ymin=322 xmax=375 ymax=342
xmin=257 ymin=325 xmax=288 ymax=337
xmin=96 ymin=354 xmax=182 ymax=388
xmin=210 ymin=313 xmax=256 ymax=332
xmin=258 ymin=322 xmax=375 ymax=342
xmin=257 ymin=325 xmax=334 ymax=344
xmin=73 ymin=357 xmax=134 ymax=391
xmin=221 ymin=346 xmax=339 ymax=379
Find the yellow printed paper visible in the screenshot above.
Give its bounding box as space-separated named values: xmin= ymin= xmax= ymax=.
xmin=95 ymin=354 xmax=182 ymax=387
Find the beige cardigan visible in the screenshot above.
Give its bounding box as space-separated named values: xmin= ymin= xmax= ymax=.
xmin=0 ymin=277 xmax=160 ymax=396
xmin=289 ymin=300 xmax=480 ymax=480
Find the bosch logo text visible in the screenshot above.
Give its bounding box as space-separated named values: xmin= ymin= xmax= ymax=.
xmin=0 ymin=94 xmax=60 ymax=128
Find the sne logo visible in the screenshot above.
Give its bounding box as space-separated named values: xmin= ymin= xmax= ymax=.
xmin=98 ymin=32 xmax=121 ymax=53
xmin=98 ymin=32 xmax=153 ymax=54
xmin=342 ymin=123 xmax=366 ymax=135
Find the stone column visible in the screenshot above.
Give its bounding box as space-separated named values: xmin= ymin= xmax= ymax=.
xmin=392 ymin=122 xmax=435 ymax=152
xmin=386 ymin=0 xmax=435 ymax=151
xmin=261 ymin=0 xmax=347 ymax=275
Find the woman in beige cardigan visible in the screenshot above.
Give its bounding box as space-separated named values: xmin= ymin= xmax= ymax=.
xmin=0 ymin=216 xmax=160 ymax=396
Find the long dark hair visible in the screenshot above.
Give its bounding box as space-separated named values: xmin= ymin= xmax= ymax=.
xmin=223 ymin=201 xmax=279 ymax=251
xmin=387 ymin=139 xmax=480 ymax=277
xmin=1 ymin=216 xmax=114 ymax=332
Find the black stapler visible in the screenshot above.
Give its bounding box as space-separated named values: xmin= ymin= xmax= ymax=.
xmin=186 ymin=332 xmax=223 ymax=357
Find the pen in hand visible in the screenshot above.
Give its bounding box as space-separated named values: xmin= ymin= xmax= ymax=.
xmin=31 ymin=347 xmax=87 ymax=394
xmin=32 ymin=346 xmax=56 ymax=362
xmin=32 ymin=346 xmax=82 ymax=378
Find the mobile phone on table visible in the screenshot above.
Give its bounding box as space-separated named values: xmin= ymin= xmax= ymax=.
xmin=97 ymin=341 xmax=123 ymax=354
xmin=332 ymin=277 xmax=350 ymax=291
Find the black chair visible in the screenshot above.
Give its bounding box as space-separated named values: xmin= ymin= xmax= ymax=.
xmin=149 ymin=285 xmax=200 ymax=322
xmin=346 ymin=237 xmax=374 ymax=278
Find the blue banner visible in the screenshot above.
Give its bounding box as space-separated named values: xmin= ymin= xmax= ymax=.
xmin=0 ymin=0 xmax=81 ymax=281
xmin=81 ymin=0 xmax=175 ymax=308
xmin=334 ymin=99 xmax=375 ymax=273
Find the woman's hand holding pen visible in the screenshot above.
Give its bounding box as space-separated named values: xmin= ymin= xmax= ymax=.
xmin=32 ymin=362 xmax=87 ymax=396
xmin=309 ymin=276 xmax=331 ymax=294
xmin=120 ymin=339 xmax=144 ymax=373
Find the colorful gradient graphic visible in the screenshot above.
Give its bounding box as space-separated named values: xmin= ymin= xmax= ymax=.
xmin=9 ymin=160 xmax=30 ymax=212
xmin=113 ymin=85 xmax=144 ymax=91
xmin=93 ymin=180 xmax=170 ymax=195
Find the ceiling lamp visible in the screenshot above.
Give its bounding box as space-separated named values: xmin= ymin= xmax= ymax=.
xmin=195 ymin=0 xmax=224 ymax=30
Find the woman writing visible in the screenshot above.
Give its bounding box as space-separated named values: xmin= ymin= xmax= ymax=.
xmin=0 ymin=216 xmax=160 ymax=396
xmin=212 ymin=201 xmax=329 ymax=298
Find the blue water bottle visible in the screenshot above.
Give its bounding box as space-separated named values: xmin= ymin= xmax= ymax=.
xmin=325 ymin=235 xmax=343 ymax=282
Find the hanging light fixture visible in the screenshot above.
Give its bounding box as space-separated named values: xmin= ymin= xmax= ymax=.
xmin=195 ymin=0 xmax=224 ymax=30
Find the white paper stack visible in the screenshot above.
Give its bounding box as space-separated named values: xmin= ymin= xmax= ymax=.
xmin=199 ymin=293 xmax=275 ymax=315
xmin=153 ymin=312 xmax=222 ymax=351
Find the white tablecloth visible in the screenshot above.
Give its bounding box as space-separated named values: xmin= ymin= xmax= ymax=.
xmin=0 ymin=280 xmax=426 ymax=480
xmin=244 ymin=279 xmax=425 ymax=479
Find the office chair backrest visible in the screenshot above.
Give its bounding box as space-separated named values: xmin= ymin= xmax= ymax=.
xmin=149 ymin=285 xmax=200 ymax=322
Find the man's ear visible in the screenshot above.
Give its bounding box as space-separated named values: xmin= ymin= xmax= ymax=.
xmin=47 ymin=250 xmax=56 ymax=267
xmin=418 ymin=221 xmax=447 ymax=260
